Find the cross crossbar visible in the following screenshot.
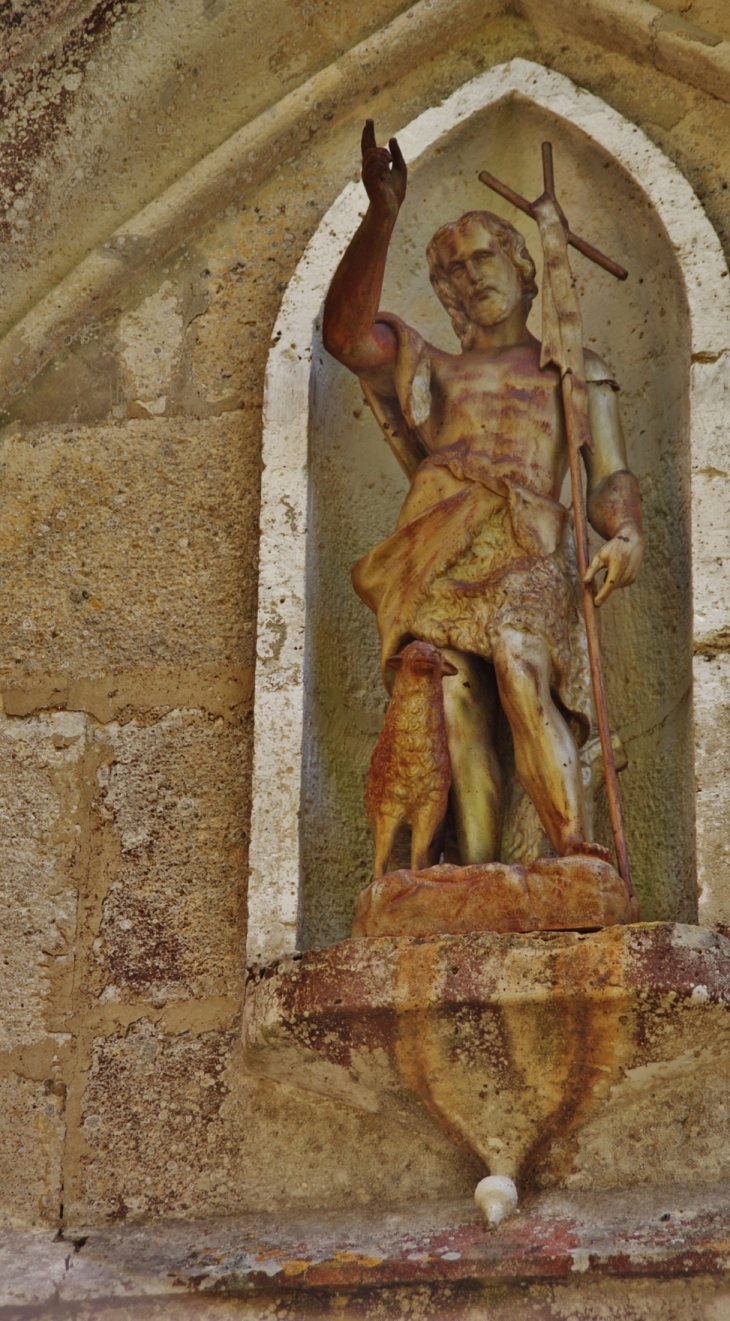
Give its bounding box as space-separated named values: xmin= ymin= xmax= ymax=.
xmin=479 ymin=142 xmax=628 ymax=281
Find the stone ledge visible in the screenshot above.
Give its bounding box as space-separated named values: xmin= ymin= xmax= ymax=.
xmin=3 ymin=1182 xmax=729 ymax=1308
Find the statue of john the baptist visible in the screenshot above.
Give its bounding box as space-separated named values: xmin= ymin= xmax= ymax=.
xmin=322 ymin=122 xmax=644 ymax=869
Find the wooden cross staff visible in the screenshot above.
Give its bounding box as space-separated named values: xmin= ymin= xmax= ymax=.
xmin=479 ymin=143 xmax=634 ymax=899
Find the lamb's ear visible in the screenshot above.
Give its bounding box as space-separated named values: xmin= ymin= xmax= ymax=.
xmin=441 ymin=658 xmax=459 ymax=676
xmin=386 ymin=654 xmax=403 ymax=670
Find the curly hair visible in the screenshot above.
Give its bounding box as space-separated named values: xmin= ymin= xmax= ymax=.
xmin=426 ymin=211 xmax=538 ymax=350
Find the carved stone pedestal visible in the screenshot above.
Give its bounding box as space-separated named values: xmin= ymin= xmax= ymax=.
xmin=244 ymin=923 xmax=730 ymax=1192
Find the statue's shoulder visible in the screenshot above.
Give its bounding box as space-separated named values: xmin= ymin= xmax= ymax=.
xmin=584 ymin=348 xmax=620 ymax=388
xmin=372 ymin=311 xmax=448 ymax=374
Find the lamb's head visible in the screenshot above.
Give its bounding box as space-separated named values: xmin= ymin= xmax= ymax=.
xmin=386 ymin=641 xmax=459 ymax=679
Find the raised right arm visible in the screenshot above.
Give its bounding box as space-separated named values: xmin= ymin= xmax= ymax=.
xmin=322 ymin=120 xmax=406 ymax=375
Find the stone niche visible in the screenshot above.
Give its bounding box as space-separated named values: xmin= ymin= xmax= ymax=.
xmin=247 ymin=59 xmax=730 ymax=966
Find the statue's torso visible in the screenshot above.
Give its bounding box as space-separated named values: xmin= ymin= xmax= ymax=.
xmin=397 ymin=342 xmax=568 ymax=530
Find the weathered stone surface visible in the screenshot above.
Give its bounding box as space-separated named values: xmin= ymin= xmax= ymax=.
xmin=559 ymin=1037 xmax=730 ymax=1192
xmin=3 ymin=1186 xmax=730 ymax=1315
xmin=653 ymin=0 xmax=730 ymax=41
xmin=0 ymin=416 xmax=257 ymax=718
xmin=117 ymin=281 xmax=185 ymax=418
xmin=0 ymin=710 xmax=84 ymax=1051
xmin=0 ymin=1277 xmax=729 ymax=1320
xmin=0 ymin=1073 xmax=65 ymax=1229
xmin=244 ymin=924 xmax=730 ymax=1192
xmin=694 ymin=649 xmax=730 ymax=933
xmin=690 ymin=352 xmax=730 ymax=650
xmin=0 ymin=0 xmax=417 ymax=345
xmin=91 ymin=711 xmax=249 ymax=1004
xmin=68 ymin=1182 xmax=730 ymax=1294
xmin=75 ymin=1019 xmax=239 ymax=1223
xmin=71 ymin=1018 xmax=481 ymax=1225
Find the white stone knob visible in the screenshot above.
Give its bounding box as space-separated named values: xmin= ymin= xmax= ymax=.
xmin=474 ymin=1174 xmax=519 ymax=1227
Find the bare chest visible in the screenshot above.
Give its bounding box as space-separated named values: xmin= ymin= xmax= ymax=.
xmin=428 ymin=354 xmax=566 ymax=479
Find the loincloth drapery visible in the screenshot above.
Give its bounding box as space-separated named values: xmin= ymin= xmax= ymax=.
xmin=352 ymin=461 xmax=592 ymax=744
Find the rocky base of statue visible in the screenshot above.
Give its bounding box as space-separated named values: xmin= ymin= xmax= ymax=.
xmin=351 ymin=854 xmax=639 ymax=939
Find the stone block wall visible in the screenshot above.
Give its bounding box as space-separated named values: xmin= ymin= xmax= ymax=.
xmin=1 ymin=0 xmax=730 ymax=1234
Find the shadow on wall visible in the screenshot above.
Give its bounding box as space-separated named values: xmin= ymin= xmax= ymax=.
xmin=301 ymin=93 xmax=694 ymax=949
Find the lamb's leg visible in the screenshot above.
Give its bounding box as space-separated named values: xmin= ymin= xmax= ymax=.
xmin=372 ymin=811 xmax=402 ymax=879
xmin=411 ymin=800 xmax=447 ymax=873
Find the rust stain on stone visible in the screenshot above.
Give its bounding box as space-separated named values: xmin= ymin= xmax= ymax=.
xmin=243 ymin=925 xmax=730 ymax=1198
xmin=514 ymin=939 xmax=633 ymax=1188
xmin=385 ymin=930 xmax=635 ymax=1188
xmin=393 ymin=938 xmax=477 ymax=1157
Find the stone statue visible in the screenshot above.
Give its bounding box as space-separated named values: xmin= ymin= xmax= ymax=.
xmin=322 ymin=122 xmax=644 ymax=931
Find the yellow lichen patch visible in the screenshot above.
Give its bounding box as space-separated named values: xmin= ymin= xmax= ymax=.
xmin=280 ymin=1259 xmax=311 ymax=1276
xmin=331 ymin=1251 xmax=384 ymax=1267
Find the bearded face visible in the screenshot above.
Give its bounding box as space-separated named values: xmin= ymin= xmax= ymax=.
xmin=433 ymin=217 xmax=525 ymax=331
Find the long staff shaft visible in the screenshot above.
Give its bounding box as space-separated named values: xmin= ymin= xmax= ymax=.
xmin=562 ymin=375 xmax=634 ymax=897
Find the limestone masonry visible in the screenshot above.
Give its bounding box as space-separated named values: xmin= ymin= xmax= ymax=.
xmin=2 ymin=1 xmax=730 ymax=1317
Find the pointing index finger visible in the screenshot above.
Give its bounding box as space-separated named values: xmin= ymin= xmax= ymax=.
xmin=361 ymin=119 xmax=377 ymax=156
xmin=389 ymin=136 xmax=406 ymax=172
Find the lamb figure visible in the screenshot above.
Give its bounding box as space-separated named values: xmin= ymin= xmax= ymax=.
xmin=365 ymin=640 xmax=458 ymax=878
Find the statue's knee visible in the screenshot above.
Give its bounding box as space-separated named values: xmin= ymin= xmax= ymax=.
xmin=493 ymin=631 xmax=526 ymax=680
xmin=493 ymin=632 xmax=545 ymax=717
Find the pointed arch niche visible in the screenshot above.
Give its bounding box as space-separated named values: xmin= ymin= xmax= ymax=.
xmin=248 ymin=58 xmax=730 ymax=964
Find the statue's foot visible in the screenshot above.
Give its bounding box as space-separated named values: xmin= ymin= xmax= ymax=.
xmin=563 ymin=836 xmax=612 ymax=864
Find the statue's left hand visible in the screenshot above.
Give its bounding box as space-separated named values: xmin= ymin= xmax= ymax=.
xmin=584 ymin=524 xmax=644 ymax=607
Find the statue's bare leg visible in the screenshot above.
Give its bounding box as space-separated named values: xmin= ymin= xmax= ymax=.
xmin=441 ymin=648 xmax=503 ymax=864
xmin=491 ymin=626 xmax=587 ymax=856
